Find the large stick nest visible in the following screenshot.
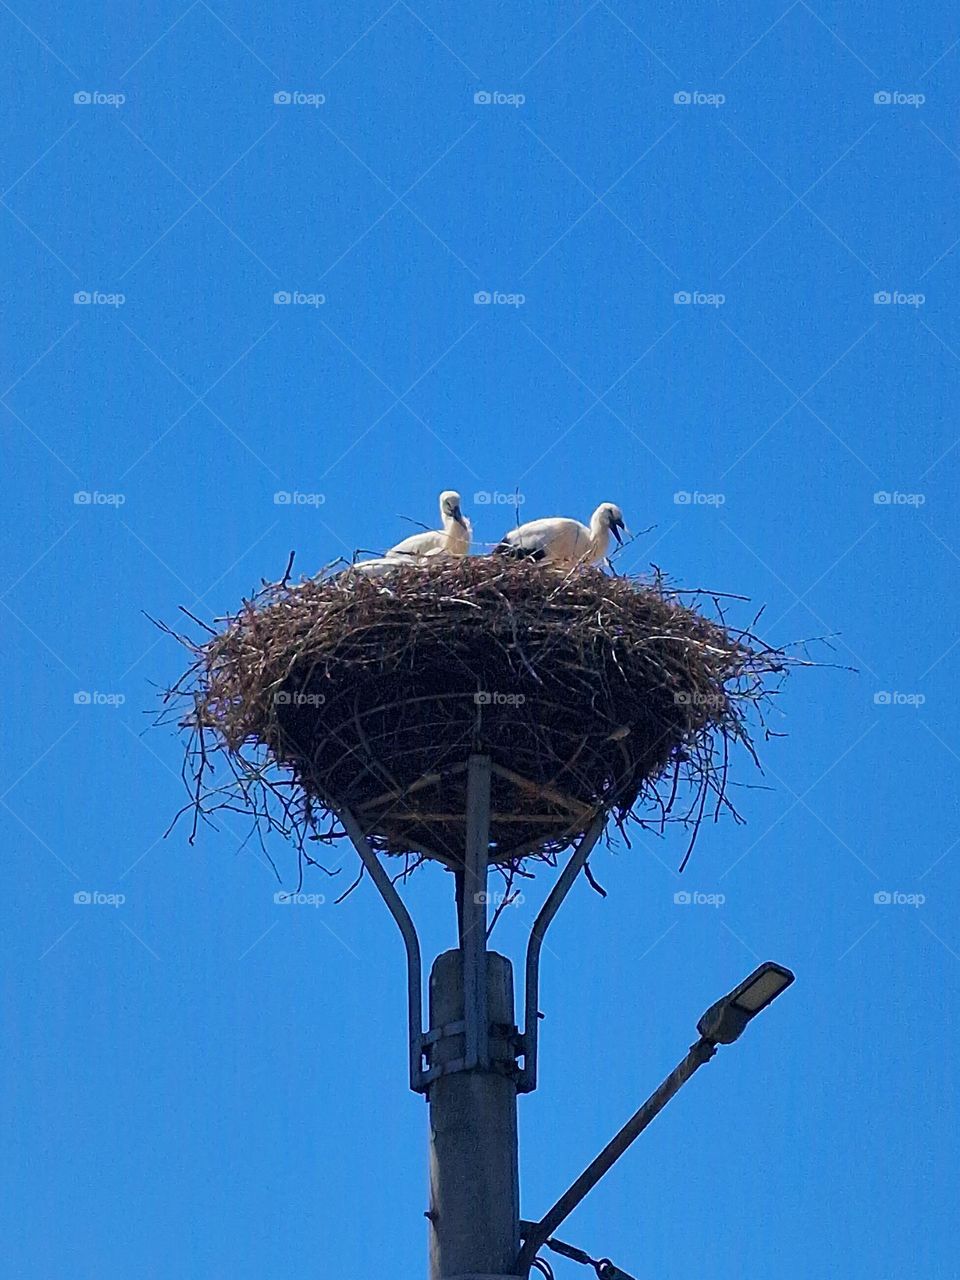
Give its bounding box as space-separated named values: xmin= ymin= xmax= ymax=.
xmin=163 ymin=557 xmax=793 ymax=875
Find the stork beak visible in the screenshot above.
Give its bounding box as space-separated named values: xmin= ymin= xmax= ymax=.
xmin=452 ymin=504 xmax=464 ymax=523
xmin=611 ymin=519 xmax=624 ymax=546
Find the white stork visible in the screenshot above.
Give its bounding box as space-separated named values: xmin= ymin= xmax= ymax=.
xmin=349 ymin=490 xmax=470 ymax=576
xmin=387 ymin=490 xmax=470 ymax=559
xmin=493 ymin=503 xmax=626 ymax=565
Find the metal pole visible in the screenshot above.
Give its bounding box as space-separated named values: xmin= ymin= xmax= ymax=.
xmin=516 ymin=1038 xmax=717 ymax=1274
xmin=462 ymin=754 xmax=491 ymax=1070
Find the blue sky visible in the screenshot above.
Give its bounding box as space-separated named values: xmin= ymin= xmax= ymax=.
xmin=3 ymin=2 xmax=959 ymax=1277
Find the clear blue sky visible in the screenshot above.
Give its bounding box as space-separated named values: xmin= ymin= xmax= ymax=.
xmin=4 ymin=3 xmax=958 ymax=1277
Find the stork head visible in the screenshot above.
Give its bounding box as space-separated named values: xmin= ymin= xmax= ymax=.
xmin=440 ymin=490 xmax=465 ymax=525
xmin=596 ymin=502 xmax=626 ymax=545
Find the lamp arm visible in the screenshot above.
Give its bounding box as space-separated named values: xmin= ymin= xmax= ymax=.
xmin=517 ymin=1037 xmax=716 ymax=1274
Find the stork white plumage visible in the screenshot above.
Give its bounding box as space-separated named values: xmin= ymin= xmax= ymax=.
xmin=388 ymin=490 xmax=470 ymax=559
xmin=493 ymin=503 xmax=626 ymax=565
xmin=350 ymin=490 xmax=470 ymax=576
xmin=347 ymin=557 xmax=406 ymax=578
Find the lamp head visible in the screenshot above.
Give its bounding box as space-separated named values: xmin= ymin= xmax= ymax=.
xmin=697 ymin=961 xmax=795 ymax=1046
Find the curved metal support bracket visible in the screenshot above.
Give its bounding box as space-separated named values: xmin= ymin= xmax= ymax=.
xmin=517 ymin=813 xmax=606 ymax=1094
xmin=339 ymin=807 xmax=427 ymax=1093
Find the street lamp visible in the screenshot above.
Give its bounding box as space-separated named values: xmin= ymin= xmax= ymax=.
xmin=697 ymin=961 xmax=795 ymax=1045
xmin=517 ymin=961 xmax=796 ymax=1275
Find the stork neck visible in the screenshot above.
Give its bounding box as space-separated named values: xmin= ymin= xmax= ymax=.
xmin=589 ymin=518 xmax=611 ymax=560
xmin=444 ymin=514 xmax=469 ymax=555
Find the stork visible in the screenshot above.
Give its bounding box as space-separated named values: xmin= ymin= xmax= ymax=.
xmin=493 ymin=503 xmax=626 ymax=565
xmin=388 ymin=490 xmax=470 ymax=559
xmin=348 ymin=490 xmax=470 ymax=576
